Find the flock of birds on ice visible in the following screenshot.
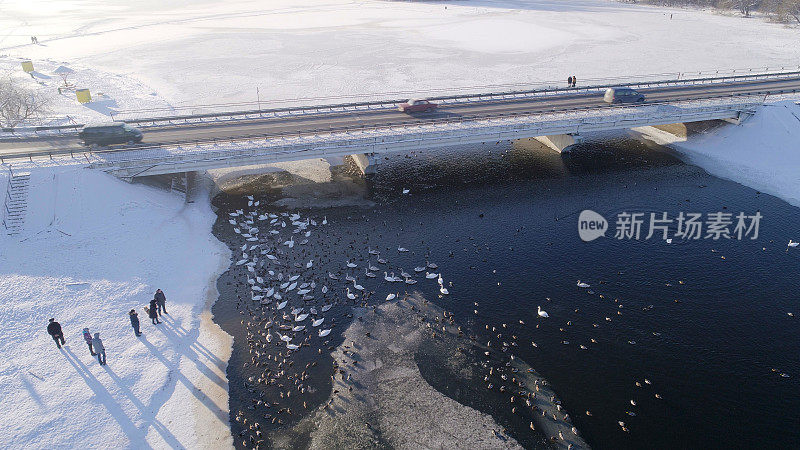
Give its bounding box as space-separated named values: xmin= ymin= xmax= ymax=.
xmin=223 ymin=195 xmax=798 ymax=448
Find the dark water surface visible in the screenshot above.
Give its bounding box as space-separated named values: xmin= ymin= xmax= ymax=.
xmin=213 ymin=138 xmax=800 ymax=449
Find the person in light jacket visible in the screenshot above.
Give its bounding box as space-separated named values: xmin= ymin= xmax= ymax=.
xmin=93 ymin=333 xmax=106 ymax=365
xmin=83 ymin=328 xmax=96 ymax=355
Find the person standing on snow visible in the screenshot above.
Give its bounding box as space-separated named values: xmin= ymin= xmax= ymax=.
xmin=148 ymin=299 xmax=161 ymax=324
xmin=92 ymin=333 xmax=106 ymax=365
xmin=129 ymin=309 xmax=141 ymax=336
xmin=567 ymin=76 xmax=573 ymax=87
xmin=572 ymin=76 xmax=577 ymax=88
xmin=47 ymin=318 xmax=66 ymax=349
xmin=154 ymin=289 xmax=167 ymax=316
xmin=83 ymin=328 xmax=96 ymax=356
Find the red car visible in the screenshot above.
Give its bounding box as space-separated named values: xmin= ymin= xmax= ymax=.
xmin=398 ymin=99 xmax=437 ymax=113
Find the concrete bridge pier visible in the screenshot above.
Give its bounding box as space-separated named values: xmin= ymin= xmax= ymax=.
xmin=185 ymin=170 xmax=204 ymax=203
xmin=348 ymin=153 xmax=379 ymax=176
xmin=534 ymin=134 xmax=584 ymax=153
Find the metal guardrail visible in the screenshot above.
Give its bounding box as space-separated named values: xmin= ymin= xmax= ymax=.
xmin=2 ymin=68 xmax=799 ymax=136
xmin=108 ymin=65 xmax=800 ymax=117
xmin=0 ymin=92 xmax=770 ymax=163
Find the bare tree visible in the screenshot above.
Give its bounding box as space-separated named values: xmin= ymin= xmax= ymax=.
xmin=0 ymin=77 xmax=50 ymax=128
xmin=777 ymin=0 xmax=800 ymax=22
xmin=723 ymin=0 xmax=762 ymax=16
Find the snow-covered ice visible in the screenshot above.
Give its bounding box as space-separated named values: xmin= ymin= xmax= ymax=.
xmin=665 ymin=101 xmax=800 ymax=207
xmin=0 ymin=168 xmax=232 ymax=449
xmin=2 ymin=0 xmax=799 ymax=122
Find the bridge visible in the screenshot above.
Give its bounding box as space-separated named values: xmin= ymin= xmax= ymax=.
xmin=2 ymin=70 xmax=800 ymax=180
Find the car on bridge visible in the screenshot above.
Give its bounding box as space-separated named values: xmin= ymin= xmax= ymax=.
xmin=398 ymin=99 xmax=438 ymax=113
xmin=79 ymin=122 xmax=143 ymax=147
xmin=603 ymin=87 xmax=646 ymax=104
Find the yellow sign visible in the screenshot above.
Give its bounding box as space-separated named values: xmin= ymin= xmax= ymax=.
xmin=76 ymin=89 xmax=92 ymax=104
xmin=21 ymin=61 xmax=34 ymax=72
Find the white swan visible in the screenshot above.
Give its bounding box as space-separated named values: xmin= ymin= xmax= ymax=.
xmin=789 ymin=240 xmax=799 ymax=248
xmin=426 ymin=272 xmax=438 ymax=279
xmin=353 ymin=279 xmax=365 ymax=291
xmin=312 ymin=318 xmax=324 ymax=327
xmin=286 ymin=343 xmax=300 ymax=350
xmin=277 ymin=300 xmax=288 ymax=310
xmin=384 ymin=272 xmax=393 ymax=282
xmin=321 ymin=304 xmax=332 ymax=312
xmin=318 ymin=329 xmax=331 ymax=337
xmin=398 ymin=246 xmax=409 ymax=253
xmin=439 ymin=286 xmax=449 ymax=295
xmin=346 ymin=260 xmax=357 ymax=268
xmin=295 ymin=313 xmax=309 ymax=322
xmin=577 ymin=280 xmax=590 ymax=288
xmin=386 ymin=293 xmax=397 ymax=301
xmin=537 ymin=306 xmax=549 ymax=318
xmin=346 ymin=288 xmax=357 ymax=300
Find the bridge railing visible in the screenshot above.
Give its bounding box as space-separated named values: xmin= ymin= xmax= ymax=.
xmin=3 ymin=66 xmax=798 ymax=136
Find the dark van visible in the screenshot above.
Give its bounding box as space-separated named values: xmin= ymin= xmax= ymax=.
xmin=79 ymin=123 xmax=143 ymax=146
xmin=603 ymin=87 xmax=646 ymax=104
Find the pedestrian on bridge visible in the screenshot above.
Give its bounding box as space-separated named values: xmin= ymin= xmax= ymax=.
xmin=567 ymin=76 xmax=573 ymax=87
xmin=572 ymin=76 xmax=577 ymax=88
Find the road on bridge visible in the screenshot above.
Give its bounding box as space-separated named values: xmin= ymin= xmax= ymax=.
xmin=2 ymin=75 xmax=800 ymax=160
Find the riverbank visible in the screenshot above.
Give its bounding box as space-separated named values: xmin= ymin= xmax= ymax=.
xmin=0 ymin=168 xmax=234 ymax=449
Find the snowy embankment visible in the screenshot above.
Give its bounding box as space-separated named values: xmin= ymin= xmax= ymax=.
xmin=645 ymin=101 xmax=800 ymax=207
xmin=0 ymin=168 xmax=233 ymax=449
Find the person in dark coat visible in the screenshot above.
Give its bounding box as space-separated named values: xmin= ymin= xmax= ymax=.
xmin=154 ymin=289 xmax=167 ymax=315
xmin=93 ymin=333 xmax=106 ymax=365
xmin=567 ymin=76 xmax=573 ymax=87
xmin=129 ymin=310 xmax=141 ymax=336
xmin=148 ymin=299 xmax=161 ymax=324
xmin=47 ymin=318 xmax=66 ymax=349
xmin=83 ymin=328 xmax=96 ymax=355
xmin=572 ymin=75 xmax=577 ymax=87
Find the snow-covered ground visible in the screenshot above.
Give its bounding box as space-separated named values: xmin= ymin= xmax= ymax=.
xmin=0 ymin=168 xmax=232 ymax=449
xmin=640 ymin=101 xmax=800 ymax=207
xmin=2 ymin=0 xmax=799 ymax=121
xmin=1 ymin=1 xmax=799 ymax=448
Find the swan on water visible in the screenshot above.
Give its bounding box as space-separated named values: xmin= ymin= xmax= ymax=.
xmin=312 ymin=318 xmax=324 ymax=327
xmin=386 ymin=293 xmax=397 ymax=301
xmin=286 ymin=343 xmax=300 ymax=350
xmin=426 ymin=272 xmax=438 ymax=279
xmin=398 ymin=246 xmax=409 ymax=253
xmin=277 ymin=300 xmax=288 ymax=310
xmin=346 ymin=260 xmax=357 ymax=268
xmin=577 ymin=280 xmax=590 ymax=288
xmin=353 ymin=279 xmax=365 ymax=291
xmin=319 ymin=329 xmax=331 ymax=337
xmin=537 ymin=306 xmax=549 ymax=318
xmin=346 ymin=288 xmax=357 ymax=300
